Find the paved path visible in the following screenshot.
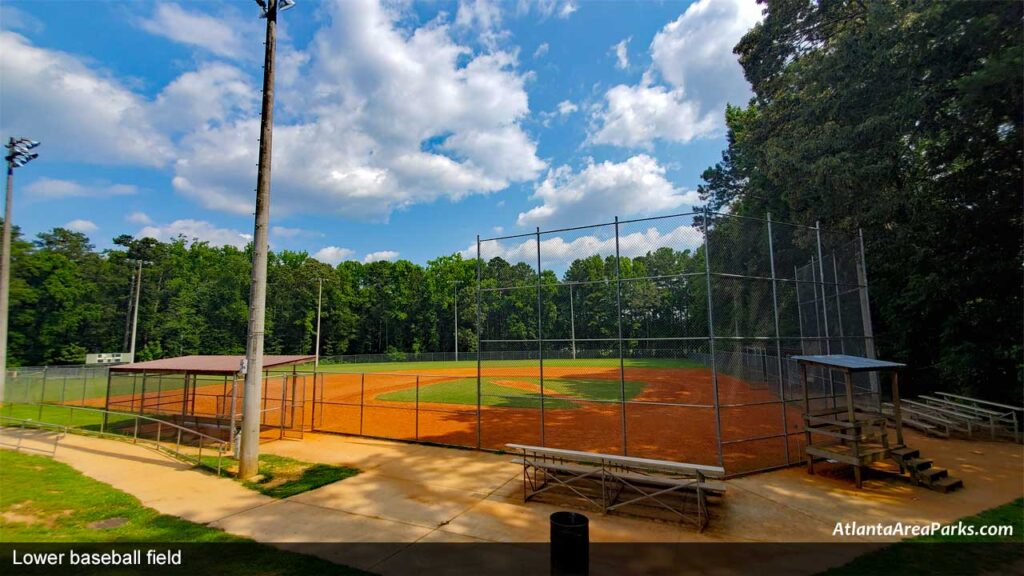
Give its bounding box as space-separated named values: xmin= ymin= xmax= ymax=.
xmin=2 ymin=426 xmax=1021 ymax=575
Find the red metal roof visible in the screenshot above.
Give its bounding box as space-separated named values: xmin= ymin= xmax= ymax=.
xmin=109 ymin=354 xmax=314 ymax=375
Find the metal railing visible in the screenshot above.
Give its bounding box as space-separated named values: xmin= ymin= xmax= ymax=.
xmin=0 ymin=403 xmax=231 ymax=475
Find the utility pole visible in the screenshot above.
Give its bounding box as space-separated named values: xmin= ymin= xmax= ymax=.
xmin=128 ymin=260 xmax=143 ymax=361
xmin=240 ymin=0 xmax=294 ymax=479
xmin=451 ymin=280 xmax=461 ymax=362
xmin=122 ymin=263 xmax=137 ymax=352
xmin=0 ymin=137 xmax=40 ymax=403
xmin=568 ymin=281 xmax=576 ymax=360
xmin=314 ymin=277 xmax=322 ymax=370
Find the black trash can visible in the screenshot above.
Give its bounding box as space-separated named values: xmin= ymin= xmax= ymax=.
xmin=550 ymin=511 xmax=589 ymax=576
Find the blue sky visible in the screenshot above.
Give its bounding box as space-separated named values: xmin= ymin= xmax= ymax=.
xmin=0 ymin=0 xmax=762 ymax=266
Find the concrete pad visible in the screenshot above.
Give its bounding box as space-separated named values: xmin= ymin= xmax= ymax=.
xmin=289 ymin=469 xmax=484 ymax=528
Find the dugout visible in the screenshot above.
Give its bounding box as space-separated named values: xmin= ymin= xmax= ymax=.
xmin=104 ymin=355 xmax=314 ymax=441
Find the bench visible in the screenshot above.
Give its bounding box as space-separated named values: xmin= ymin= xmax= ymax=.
xmin=505 ymin=444 xmax=725 ymax=531
xmin=934 ymin=392 xmax=1022 ymax=442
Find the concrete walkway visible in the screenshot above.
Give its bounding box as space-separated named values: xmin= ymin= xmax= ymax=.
xmin=2 ymin=426 xmax=1021 ymax=575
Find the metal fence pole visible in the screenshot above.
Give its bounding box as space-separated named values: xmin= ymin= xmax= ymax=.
xmin=476 ymin=235 xmax=482 ymax=449
xmin=415 ymin=375 xmax=420 ymax=441
xmin=702 ymin=207 xmax=725 ymax=468
xmin=831 ymin=256 xmax=847 ymax=355
xmin=815 ymin=222 xmax=836 ymax=409
xmin=614 ymin=217 xmax=627 ymax=455
xmin=766 ymin=214 xmax=791 ymax=464
xmin=857 ymin=229 xmax=881 ymax=404
xmin=536 ymin=227 xmax=545 ymax=446
xmin=102 ymin=369 xmax=113 ymax=430
xmin=359 ymin=373 xmax=365 ymax=435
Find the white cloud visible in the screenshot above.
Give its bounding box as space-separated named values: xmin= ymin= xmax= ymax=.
xmin=516 ymin=0 xmax=578 ymax=20
xmin=533 ymin=42 xmax=549 ymax=58
xmin=517 ymin=155 xmax=700 ymax=227
xmin=590 ymin=0 xmax=762 ymax=148
xmin=363 ymin=250 xmax=400 ymax=263
xmin=556 ymin=100 xmax=578 ymax=116
xmin=64 ymin=219 xmax=98 ymax=233
xmin=313 ymin=246 xmax=355 ymax=265
xmin=468 ymin=223 xmax=703 ymax=267
xmin=0 ymin=6 xmax=44 ymax=33
xmin=455 ymin=0 xmax=507 ymax=49
xmin=493 ymin=225 xmax=504 ymax=234
xmin=0 ymin=32 xmax=174 ymax=167
xmin=126 ymin=211 xmax=152 ymax=225
xmin=589 ymin=80 xmax=718 ymax=148
xmin=25 ymin=178 xmax=138 ymax=199
xmin=138 ymin=4 xmax=252 ymax=60
xmin=272 ymin=226 xmax=322 ymax=239
xmin=612 ymin=37 xmax=630 ymax=70
xmin=137 ymin=219 xmax=252 ymax=248
xmin=151 ymin=62 xmax=257 ymax=132
xmin=172 ymin=0 xmax=545 ymax=219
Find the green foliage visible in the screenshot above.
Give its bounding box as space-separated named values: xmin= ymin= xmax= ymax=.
xmin=198 ymin=454 xmax=359 ymax=499
xmin=699 ymin=0 xmax=1023 ymax=403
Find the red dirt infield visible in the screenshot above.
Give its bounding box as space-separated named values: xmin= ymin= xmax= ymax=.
xmin=93 ymin=366 xmax=805 ymax=474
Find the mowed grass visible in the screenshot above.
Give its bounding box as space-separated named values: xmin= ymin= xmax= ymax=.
xmin=376 ymin=376 xmax=647 ymax=409
xmin=819 ymin=498 xmax=1023 ymax=576
xmin=198 ymin=453 xmax=359 ymax=499
xmin=0 ymin=450 xmax=369 ymax=575
xmin=1 ymin=403 xmax=136 ymax=430
xmin=297 ymin=356 xmax=703 ymax=375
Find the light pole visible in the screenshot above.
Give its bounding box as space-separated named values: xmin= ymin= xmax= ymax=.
xmin=568 ymin=281 xmax=577 ymax=360
xmin=450 ymin=280 xmax=461 ymax=362
xmin=314 ymin=277 xmax=322 ymax=370
xmin=127 ymin=260 xmax=147 ymax=361
xmin=240 ymin=0 xmax=295 ymax=480
xmin=0 ymin=137 xmax=40 ymax=403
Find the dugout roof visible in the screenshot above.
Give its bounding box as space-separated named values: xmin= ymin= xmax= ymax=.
xmin=791 ymin=354 xmax=905 ymax=372
xmin=108 ymin=354 xmax=314 ymax=375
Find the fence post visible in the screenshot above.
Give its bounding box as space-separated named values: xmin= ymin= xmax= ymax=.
xmin=476 ymin=234 xmax=482 ymax=449
xmin=857 ymin=229 xmax=881 ymax=405
xmin=102 ymin=369 xmax=113 ymax=431
xmin=536 ymin=227 xmax=545 ymax=446
xmin=359 ymin=373 xmax=365 ymax=436
xmin=766 ymin=213 xmax=791 ymax=465
xmin=614 ymin=217 xmax=627 ymax=455
xmin=415 ymin=375 xmax=420 ymax=441
xmin=702 ymin=207 xmax=725 ymax=468
xmin=815 ymin=222 xmax=836 ymax=409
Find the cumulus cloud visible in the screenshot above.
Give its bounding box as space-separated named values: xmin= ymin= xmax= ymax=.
xmin=517 ymin=155 xmax=700 ymax=227
xmin=25 ymin=178 xmax=138 ymax=199
xmin=533 ymin=42 xmax=549 ymax=58
xmin=171 ymin=0 xmax=546 ymax=219
xmin=126 ymin=212 xmax=153 ymax=225
xmin=468 ymin=223 xmax=703 ymax=268
xmin=556 ymin=100 xmax=578 ymax=116
xmin=589 ymin=80 xmax=718 ymax=148
xmin=0 ymin=32 xmax=174 ymax=166
xmin=313 ymin=246 xmax=355 ymax=265
xmin=612 ymin=37 xmax=630 ymax=70
xmin=64 ymin=219 xmax=98 ymax=233
xmin=363 ymin=250 xmax=400 ymax=263
xmin=0 ymin=5 xmax=44 ymax=33
xmin=137 ymin=219 xmax=252 ymax=248
xmin=516 ymin=0 xmax=578 ymax=20
xmin=138 ymin=3 xmax=253 ymax=60
xmin=590 ymin=0 xmax=762 ymax=148
xmin=151 ymin=62 xmax=257 ymax=132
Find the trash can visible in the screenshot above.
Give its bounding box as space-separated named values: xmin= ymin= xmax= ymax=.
xmin=550 ymin=511 xmax=589 ymax=576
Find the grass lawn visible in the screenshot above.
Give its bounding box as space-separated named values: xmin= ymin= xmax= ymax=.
xmin=294 ymin=356 xmax=704 ymax=374
xmin=0 ymin=450 xmax=369 ymax=575
xmin=1 ymin=403 xmax=136 ymax=430
xmin=375 ymin=376 xmax=646 ymax=408
xmin=820 ymin=498 xmax=1023 ymax=576
xmin=198 ymin=453 xmax=359 ymax=499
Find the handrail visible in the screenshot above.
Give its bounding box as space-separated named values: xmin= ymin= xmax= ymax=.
xmin=934 ymin=392 xmax=1023 ymax=413
xmin=0 ymin=403 xmax=230 ymax=475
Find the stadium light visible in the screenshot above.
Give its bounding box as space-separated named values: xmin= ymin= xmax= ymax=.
xmin=1 ymin=137 xmax=41 ymax=404
xmin=239 ymin=0 xmax=297 ymax=479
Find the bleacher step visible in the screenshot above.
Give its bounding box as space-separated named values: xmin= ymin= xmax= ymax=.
xmin=930 ymin=476 xmax=964 ymax=493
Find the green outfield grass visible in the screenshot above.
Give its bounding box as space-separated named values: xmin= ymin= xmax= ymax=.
xmin=376 ymin=376 xmax=647 ymax=409
xmin=1 ymin=403 xmax=136 ymax=430
xmin=291 ymin=356 xmax=704 ymax=375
